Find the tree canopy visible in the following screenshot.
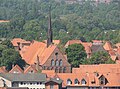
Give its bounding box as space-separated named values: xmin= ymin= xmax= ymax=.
xmin=82 ymin=51 xmax=115 ymax=64
xmin=65 ymin=44 xmax=87 ymax=67
xmin=0 ymin=40 xmax=26 ymax=71
xmin=0 ymin=0 xmax=119 ymax=44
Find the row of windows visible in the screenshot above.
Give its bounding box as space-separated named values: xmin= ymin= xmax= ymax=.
xmin=43 ymin=66 xmax=66 ymax=73
xmin=51 ymin=59 xmax=62 ymax=66
xmin=29 ymin=88 xmax=44 ymax=89
xmin=20 ymin=82 xmax=43 ymax=85
xmin=67 ymin=79 xmax=86 ymax=85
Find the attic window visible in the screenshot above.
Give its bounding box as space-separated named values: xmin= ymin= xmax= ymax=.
xmin=99 ymin=75 xmax=106 ymax=85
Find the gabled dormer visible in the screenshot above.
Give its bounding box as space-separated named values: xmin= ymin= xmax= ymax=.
xmin=9 ymin=65 xmax=23 ymax=73
xmin=99 ymin=75 xmax=108 ymax=85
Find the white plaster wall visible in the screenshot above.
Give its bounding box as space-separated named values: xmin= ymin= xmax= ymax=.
xmin=18 ymin=82 xmax=45 ymax=89
xmin=0 ymin=76 xmax=12 ymax=87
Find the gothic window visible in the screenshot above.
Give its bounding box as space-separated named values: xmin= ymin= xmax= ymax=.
xmin=81 ymin=79 xmax=86 ymax=85
xmin=55 ymin=59 xmax=59 ymax=66
xmin=59 ymin=67 xmax=62 ymax=73
xmin=55 ymin=67 xmax=58 ymax=73
xmin=74 ymin=79 xmax=79 ymax=85
xmin=63 ymin=67 xmax=66 ymax=73
xmin=51 ymin=59 xmax=54 ymax=66
xmin=59 ymin=59 xmax=62 ymax=66
xmin=67 ymin=79 xmax=72 ymax=85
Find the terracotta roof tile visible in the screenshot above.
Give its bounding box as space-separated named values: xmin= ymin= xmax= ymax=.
xmin=24 ymin=65 xmax=37 ymax=73
xmin=115 ymin=43 xmax=120 ymax=48
xmin=92 ymin=40 xmax=102 ymax=43
xmin=72 ymin=64 xmax=120 ymax=74
xmin=11 ymin=38 xmax=31 ymax=47
xmin=65 ymin=40 xmax=82 ymax=47
xmin=103 ymin=41 xmax=112 ymax=51
xmin=0 ymin=66 xmax=8 ymax=73
xmin=0 ymin=20 xmax=9 ymax=23
xmin=20 ymin=40 xmax=57 ymax=65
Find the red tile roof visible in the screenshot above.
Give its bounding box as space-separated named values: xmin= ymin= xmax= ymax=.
xmin=64 ymin=40 xmax=82 ymax=47
xmin=73 ymin=64 xmax=120 ymax=74
xmin=0 ymin=66 xmax=8 ymax=73
xmin=0 ymin=20 xmax=9 ymax=23
xmin=24 ymin=65 xmax=37 ymax=73
xmin=92 ymin=40 xmax=102 ymax=43
xmin=103 ymin=41 xmax=112 ymax=51
xmin=116 ymin=43 xmax=120 ymax=48
xmin=20 ymin=40 xmax=57 ymax=65
xmin=11 ymin=38 xmax=31 ymax=47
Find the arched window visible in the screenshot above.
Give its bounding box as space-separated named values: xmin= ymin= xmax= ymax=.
xmin=51 ymin=59 xmax=54 ymax=66
xmin=55 ymin=59 xmax=59 ymax=66
xmin=59 ymin=59 xmax=62 ymax=66
xmin=74 ymin=79 xmax=79 ymax=85
xmin=55 ymin=67 xmax=58 ymax=73
xmin=67 ymin=79 xmax=72 ymax=85
xmin=59 ymin=67 xmax=62 ymax=73
xmin=81 ymin=79 xmax=86 ymax=85
xmin=63 ymin=67 xmax=66 ymax=73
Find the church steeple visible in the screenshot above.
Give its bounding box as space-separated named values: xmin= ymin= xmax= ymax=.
xmin=47 ymin=5 xmax=53 ymax=47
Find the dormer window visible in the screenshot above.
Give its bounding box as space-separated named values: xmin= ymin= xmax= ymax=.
xmin=99 ymin=75 xmax=107 ymax=85
xmin=51 ymin=59 xmax=54 ymax=66
xmin=74 ymin=79 xmax=79 ymax=85
xmin=67 ymin=79 xmax=72 ymax=85
xmin=81 ymin=79 xmax=86 ymax=85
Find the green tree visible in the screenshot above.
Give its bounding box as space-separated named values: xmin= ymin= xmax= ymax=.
xmin=82 ymin=51 xmax=115 ymax=64
xmin=1 ymin=48 xmax=25 ymax=70
xmin=65 ymin=44 xmax=87 ymax=67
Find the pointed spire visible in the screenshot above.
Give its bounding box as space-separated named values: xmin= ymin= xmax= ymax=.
xmin=47 ymin=5 xmax=53 ymax=47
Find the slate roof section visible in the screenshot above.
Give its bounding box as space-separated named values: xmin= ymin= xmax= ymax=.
xmin=91 ymin=44 xmax=106 ymax=53
xmin=45 ymin=78 xmax=62 ymax=84
xmin=0 ymin=73 xmax=46 ymax=82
